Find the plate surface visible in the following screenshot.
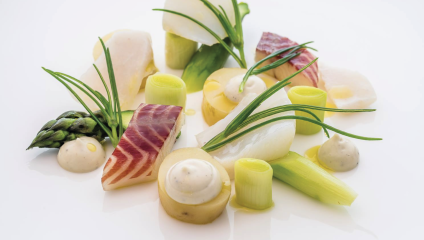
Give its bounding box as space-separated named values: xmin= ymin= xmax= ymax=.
xmin=1 ymin=0 xmax=423 ymax=239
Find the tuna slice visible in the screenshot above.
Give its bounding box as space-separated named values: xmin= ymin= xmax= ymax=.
xmin=102 ymin=104 xmax=184 ymax=191
xmin=255 ymin=32 xmax=319 ymax=87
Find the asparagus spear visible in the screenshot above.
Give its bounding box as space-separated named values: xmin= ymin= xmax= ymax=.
xmin=27 ymin=110 xmax=134 ymax=150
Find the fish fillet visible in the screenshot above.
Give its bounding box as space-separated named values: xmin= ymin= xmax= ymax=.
xmin=162 ymin=0 xmax=235 ymax=46
xmin=102 ymin=104 xmax=184 ymax=191
xmin=197 ymin=89 xmax=296 ymax=179
xmin=255 ymin=32 xmax=319 ymax=87
xmin=319 ymin=62 xmax=377 ymax=109
xmin=80 ymin=30 xmax=156 ymax=111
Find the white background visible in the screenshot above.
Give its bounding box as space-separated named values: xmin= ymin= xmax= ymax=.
xmin=1 ymin=0 xmax=423 ymax=239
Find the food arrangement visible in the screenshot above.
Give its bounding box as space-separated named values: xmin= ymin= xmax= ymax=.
xmin=28 ymin=0 xmax=382 ymax=225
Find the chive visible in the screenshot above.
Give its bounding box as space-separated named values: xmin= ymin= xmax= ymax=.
xmin=42 ymin=37 xmax=124 ymax=147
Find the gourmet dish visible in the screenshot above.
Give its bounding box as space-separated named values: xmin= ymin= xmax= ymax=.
xmin=27 ymin=0 xmax=381 ymax=224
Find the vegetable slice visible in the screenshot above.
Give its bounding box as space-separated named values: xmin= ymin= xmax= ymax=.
xmin=287 ymin=86 xmax=327 ymax=134
xmin=235 ymin=158 xmax=273 ymax=210
xmin=269 ymin=151 xmax=358 ymax=206
xmin=145 ymin=73 xmax=187 ymax=109
xmin=165 ymin=32 xmax=198 ymax=69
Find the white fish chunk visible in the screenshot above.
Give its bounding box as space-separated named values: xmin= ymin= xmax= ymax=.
xmin=80 ymin=30 xmax=157 ymax=111
xmin=319 ymin=62 xmax=377 ymax=109
xmin=162 ymin=0 xmax=235 ymax=46
xmin=196 ymin=89 xmax=296 ymax=179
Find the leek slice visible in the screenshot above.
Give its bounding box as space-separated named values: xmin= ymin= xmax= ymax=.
xmin=287 ymin=86 xmax=327 ymax=134
xmin=235 ymin=158 xmax=273 ymax=210
xmin=269 ymin=151 xmax=357 ymax=206
xmin=145 ymin=73 xmax=187 ymax=109
xmin=165 ymin=32 xmax=198 ymax=69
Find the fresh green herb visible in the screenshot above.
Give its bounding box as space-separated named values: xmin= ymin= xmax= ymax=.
xmin=42 ymin=38 xmax=124 ymax=147
xmin=181 ymin=2 xmax=250 ymax=93
xmin=155 ymin=0 xmax=314 ymax=90
xmin=239 ymin=42 xmax=316 ymax=92
xmin=154 ymin=0 xmax=248 ymax=68
xmin=201 ymin=58 xmax=382 ymax=152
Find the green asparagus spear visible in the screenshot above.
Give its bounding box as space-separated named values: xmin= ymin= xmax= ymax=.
xmin=27 ymin=110 xmax=134 ymax=150
xmin=181 ymin=2 xmax=250 ymax=93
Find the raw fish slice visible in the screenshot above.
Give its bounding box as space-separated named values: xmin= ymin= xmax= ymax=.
xmin=92 ymin=30 xmax=158 ymax=90
xmin=319 ymin=62 xmax=377 ymax=109
xmin=255 ymin=32 xmax=319 ymax=87
xmin=196 ymin=89 xmax=296 ymax=179
xmin=102 ymin=104 xmax=184 ymax=191
xmin=162 ymin=0 xmax=235 ymax=46
xmin=80 ymin=30 xmax=157 ymax=111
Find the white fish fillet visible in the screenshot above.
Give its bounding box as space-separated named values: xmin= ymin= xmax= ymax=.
xmin=79 ymin=30 xmax=156 ymax=111
xmin=196 ymin=89 xmax=296 ymax=179
xmin=162 ymin=0 xmax=235 ymax=46
xmin=319 ymin=62 xmax=377 ymax=109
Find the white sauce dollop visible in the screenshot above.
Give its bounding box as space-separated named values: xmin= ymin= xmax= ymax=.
xmin=165 ymin=159 xmax=222 ymax=205
xmin=318 ymin=134 xmax=359 ymax=172
xmin=57 ymin=137 xmax=106 ymax=173
xmin=224 ymin=74 xmax=267 ymax=103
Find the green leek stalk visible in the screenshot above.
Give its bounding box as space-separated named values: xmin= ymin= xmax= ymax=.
xmin=287 ymin=86 xmax=327 ymax=134
xmin=269 ymin=151 xmax=358 ymax=206
xmin=165 ymin=32 xmax=198 ymax=69
xmin=235 ymin=158 xmax=273 ymax=210
xmin=145 ymin=73 xmax=187 ymax=109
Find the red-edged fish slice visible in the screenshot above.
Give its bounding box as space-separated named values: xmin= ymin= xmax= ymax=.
xmin=102 ymin=104 xmax=184 ymax=191
xmin=255 ymin=32 xmax=319 ymax=87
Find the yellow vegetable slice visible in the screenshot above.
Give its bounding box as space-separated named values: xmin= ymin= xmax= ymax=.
xmin=235 ymin=158 xmax=273 ymax=210
xmin=145 ymin=73 xmax=187 ymax=109
xmin=202 ymin=68 xmax=278 ymax=126
xmin=287 ymin=86 xmax=327 ymax=134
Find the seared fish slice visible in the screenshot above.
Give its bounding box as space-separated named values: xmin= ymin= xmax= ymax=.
xmin=255 ymin=32 xmax=319 ymax=87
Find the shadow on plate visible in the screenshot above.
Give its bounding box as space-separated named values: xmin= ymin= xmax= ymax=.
xmin=102 ymin=181 xmax=159 ymax=213
xmin=28 ymin=149 xmax=99 ymax=182
xmin=233 ymin=208 xmax=272 ymax=240
xmin=270 ymin=179 xmax=378 ymax=239
xmin=157 ymin=200 xmax=231 ymax=240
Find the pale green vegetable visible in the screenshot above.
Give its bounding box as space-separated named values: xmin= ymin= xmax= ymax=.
xmin=287 ymin=86 xmax=327 ymax=134
xmin=165 ymin=32 xmax=198 ymax=69
xmin=145 ymin=73 xmax=187 ymax=109
xmin=235 ymin=158 xmax=273 ymax=210
xmin=269 ymin=151 xmax=358 ymax=206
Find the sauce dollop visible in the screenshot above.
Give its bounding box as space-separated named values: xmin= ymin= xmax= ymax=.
xmin=318 ymin=134 xmax=359 ymax=172
xmin=165 ymin=159 xmax=222 ymax=205
xmin=224 ymin=74 xmax=266 ymax=103
xmin=57 ymin=137 xmax=106 ymax=173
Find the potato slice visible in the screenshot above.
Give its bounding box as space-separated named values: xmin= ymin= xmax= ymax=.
xmin=202 ymin=68 xmax=278 ymax=126
xmin=158 ymin=148 xmax=231 ymax=224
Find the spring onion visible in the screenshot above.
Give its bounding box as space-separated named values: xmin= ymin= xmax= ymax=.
xmin=165 ymin=32 xmax=198 ymax=69
xmin=145 ymin=73 xmax=187 ymax=109
xmin=269 ymin=151 xmax=358 ymax=206
xmin=287 ymin=86 xmax=327 ymax=135
xmin=235 ymin=158 xmax=273 ymax=210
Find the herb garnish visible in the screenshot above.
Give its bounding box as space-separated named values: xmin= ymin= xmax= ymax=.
xmin=42 ymin=38 xmax=123 ymax=147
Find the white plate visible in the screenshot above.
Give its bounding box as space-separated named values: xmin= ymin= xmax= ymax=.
xmin=1 ymin=0 xmax=423 ymax=239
